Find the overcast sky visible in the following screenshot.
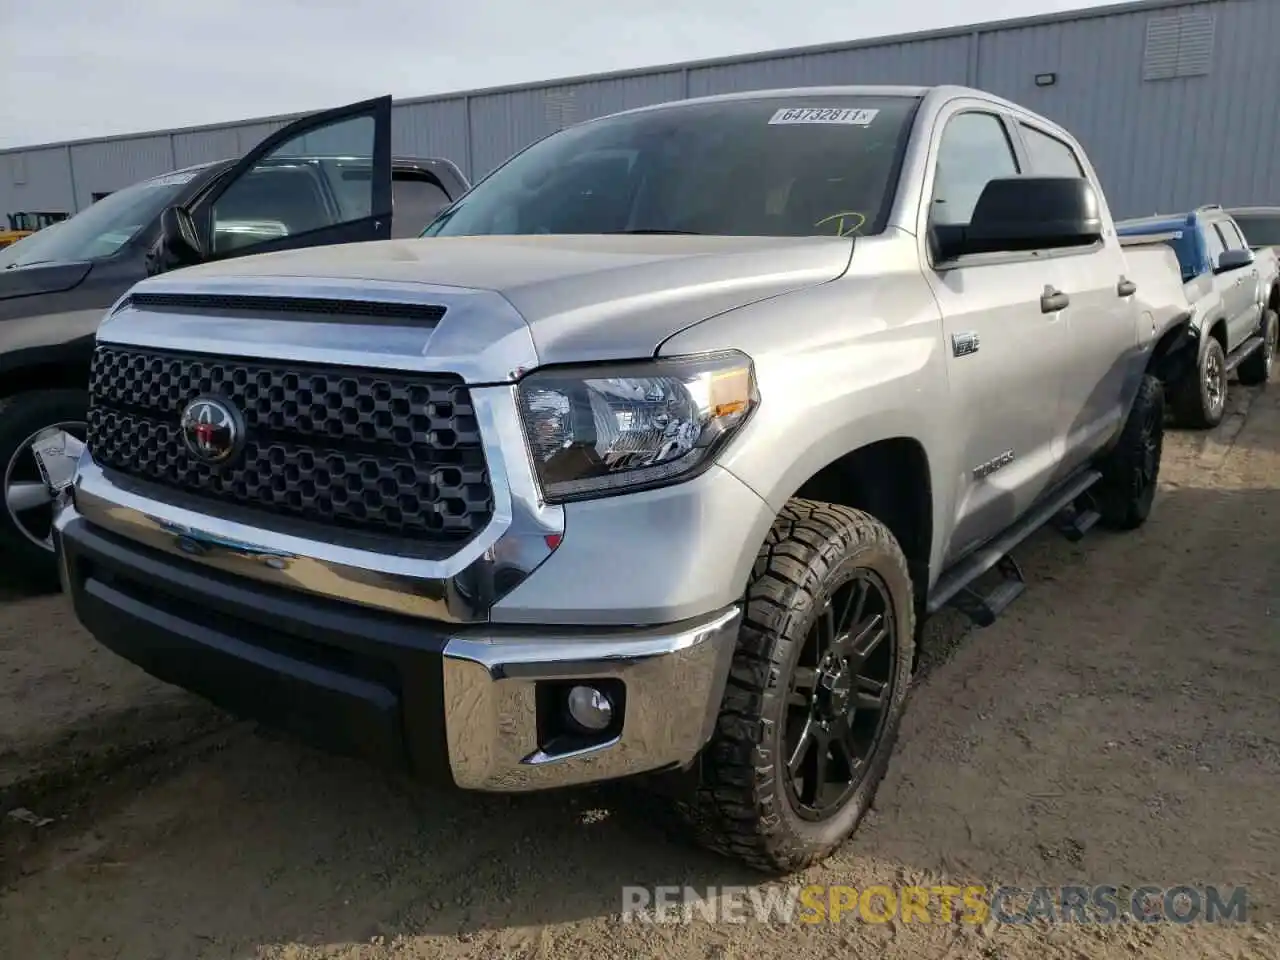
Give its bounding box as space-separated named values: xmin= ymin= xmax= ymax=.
xmin=1 ymin=0 xmax=1116 ymax=149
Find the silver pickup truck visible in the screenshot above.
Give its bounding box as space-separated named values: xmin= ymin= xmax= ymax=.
xmin=52 ymin=85 xmax=1194 ymax=873
xmin=1118 ymin=205 xmax=1278 ymax=427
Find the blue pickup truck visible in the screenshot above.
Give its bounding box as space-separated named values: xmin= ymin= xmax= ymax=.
xmin=1118 ymin=205 xmax=1278 ymax=427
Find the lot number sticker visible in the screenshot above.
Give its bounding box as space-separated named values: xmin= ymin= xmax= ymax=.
xmin=768 ymin=107 xmax=880 ymax=126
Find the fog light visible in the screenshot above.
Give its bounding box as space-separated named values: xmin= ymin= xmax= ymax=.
xmin=566 ymin=685 xmax=614 ymax=732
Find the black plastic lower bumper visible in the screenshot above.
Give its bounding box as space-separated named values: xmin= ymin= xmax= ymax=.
xmin=57 ymin=516 xmax=454 ymax=781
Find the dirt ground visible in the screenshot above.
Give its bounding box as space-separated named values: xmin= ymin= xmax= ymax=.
xmin=1 ymin=373 xmax=1277 ymax=960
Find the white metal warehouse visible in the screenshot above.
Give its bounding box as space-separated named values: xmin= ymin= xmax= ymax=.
xmin=2 ymin=0 xmax=1276 ymax=221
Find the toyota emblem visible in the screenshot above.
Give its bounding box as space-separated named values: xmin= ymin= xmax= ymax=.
xmin=180 ymin=396 xmax=244 ymax=465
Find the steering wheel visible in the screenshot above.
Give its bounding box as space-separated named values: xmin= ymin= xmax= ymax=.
xmin=814 ymin=211 xmax=868 ymax=238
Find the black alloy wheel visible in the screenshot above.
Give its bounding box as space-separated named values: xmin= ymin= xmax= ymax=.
xmin=783 ymin=570 xmax=897 ymax=821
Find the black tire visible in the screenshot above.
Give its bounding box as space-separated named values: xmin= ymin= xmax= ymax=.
xmin=678 ymin=499 xmax=916 ymax=874
xmin=1237 ymin=309 xmax=1276 ymax=387
xmin=1095 ymin=374 xmax=1164 ymax=531
xmin=1170 ymin=335 xmax=1227 ymax=428
xmin=0 ymin=389 xmax=88 ymax=591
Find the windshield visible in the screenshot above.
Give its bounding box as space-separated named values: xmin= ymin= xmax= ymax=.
xmin=0 ymin=222 xmax=63 ymax=268
xmin=2 ymin=167 xmax=202 ymax=269
xmin=423 ymin=95 xmax=918 ymax=239
xmin=1231 ymin=213 xmax=1280 ymax=249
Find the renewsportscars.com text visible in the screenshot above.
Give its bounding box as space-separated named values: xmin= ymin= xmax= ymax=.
xmin=620 ymin=884 xmax=1249 ymax=925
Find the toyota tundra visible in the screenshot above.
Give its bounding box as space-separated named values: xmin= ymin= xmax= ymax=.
xmin=53 ymin=85 xmax=1194 ymax=873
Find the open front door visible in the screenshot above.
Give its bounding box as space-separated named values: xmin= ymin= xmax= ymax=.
xmin=193 ymin=95 xmax=393 ymax=261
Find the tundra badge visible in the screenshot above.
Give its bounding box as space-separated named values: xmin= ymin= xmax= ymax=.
xmin=973 ymin=449 xmax=1016 ymax=480
xmin=951 ymin=331 xmax=981 ymax=358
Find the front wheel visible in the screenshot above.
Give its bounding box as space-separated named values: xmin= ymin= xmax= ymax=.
xmin=682 ymin=499 xmax=916 ymax=874
xmin=0 ymin=390 xmax=88 ymax=591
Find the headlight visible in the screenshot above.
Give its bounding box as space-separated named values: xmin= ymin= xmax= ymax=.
xmin=516 ymin=351 xmax=758 ymax=502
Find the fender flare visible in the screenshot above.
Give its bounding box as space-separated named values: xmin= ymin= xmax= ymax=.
xmin=0 ymin=338 xmax=95 ymax=396
xmin=1146 ymin=311 xmax=1197 ymax=386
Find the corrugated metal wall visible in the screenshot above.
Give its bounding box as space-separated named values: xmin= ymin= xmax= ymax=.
xmin=391 ymin=98 xmax=470 ymax=171
xmin=973 ymin=0 xmax=1280 ymax=215
xmin=686 ymin=35 xmax=972 ymax=96
xmin=2 ymin=0 xmax=1276 ymax=222
xmin=66 ymin=134 xmax=173 ymax=210
xmin=2 ymin=147 xmax=75 ymax=212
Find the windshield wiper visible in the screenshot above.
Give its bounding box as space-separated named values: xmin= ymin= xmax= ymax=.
xmin=611 ymin=229 xmax=704 ymax=235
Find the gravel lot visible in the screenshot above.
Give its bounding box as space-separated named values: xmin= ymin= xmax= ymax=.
xmin=1 ymin=372 xmax=1277 ymax=960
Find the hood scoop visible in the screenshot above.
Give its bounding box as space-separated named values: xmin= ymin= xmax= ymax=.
xmin=125 ymin=291 xmax=447 ymax=327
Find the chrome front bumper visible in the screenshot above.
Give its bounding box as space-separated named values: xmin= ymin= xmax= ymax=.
xmin=443 ymin=607 xmax=741 ymax=790
xmin=55 ymin=503 xmax=741 ymax=792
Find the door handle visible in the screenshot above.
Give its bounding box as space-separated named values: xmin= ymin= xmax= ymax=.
xmin=1117 ymin=277 xmax=1138 ymax=297
xmin=1041 ymin=286 xmax=1070 ymax=313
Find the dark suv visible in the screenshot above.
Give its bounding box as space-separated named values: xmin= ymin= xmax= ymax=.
xmin=0 ymin=96 xmax=469 ymax=586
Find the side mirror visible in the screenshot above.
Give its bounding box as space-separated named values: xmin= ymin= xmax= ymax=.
xmin=1214 ymin=247 xmax=1253 ymax=273
xmin=157 ymin=205 xmax=205 ymax=267
xmin=941 ymin=176 xmax=1104 ymax=259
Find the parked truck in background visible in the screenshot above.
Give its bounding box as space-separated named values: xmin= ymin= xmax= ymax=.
xmin=53 ymin=85 xmax=1195 ymax=872
xmin=0 ymin=95 xmax=470 ymax=586
xmin=1117 ymin=205 xmax=1277 ymax=427
xmin=1228 ymin=205 xmax=1280 ymax=254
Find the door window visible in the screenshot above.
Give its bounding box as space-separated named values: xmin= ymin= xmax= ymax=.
xmin=1217 ymin=219 xmax=1247 ymax=251
xmin=1202 ymin=222 xmax=1226 ymax=265
xmin=317 ymin=160 xmax=380 ymax=221
xmin=1018 ymin=123 xmax=1085 ymax=177
xmin=209 ymin=114 xmax=375 ymax=255
xmin=930 ymin=112 xmax=1020 ymax=227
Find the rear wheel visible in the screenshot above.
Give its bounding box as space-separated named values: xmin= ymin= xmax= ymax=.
xmin=1096 ymin=373 xmax=1164 ymax=531
xmin=0 ymin=390 xmax=87 ymax=591
xmin=680 ymin=499 xmax=915 ymax=873
xmin=1237 ymin=309 xmax=1276 ymax=387
xmin=1171 ymin=335 xmax=1227 ymax=429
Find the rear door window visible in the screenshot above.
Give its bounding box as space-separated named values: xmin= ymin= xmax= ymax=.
xmin=1018 ymin=123 xmax=1085 ymax=177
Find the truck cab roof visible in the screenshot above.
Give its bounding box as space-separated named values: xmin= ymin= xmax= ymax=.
xmin=608 ymin=84 xmax=1061 ymax=129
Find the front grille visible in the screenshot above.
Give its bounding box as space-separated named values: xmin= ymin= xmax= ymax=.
xmin=86 ymin=345 xmax=494 ymax=545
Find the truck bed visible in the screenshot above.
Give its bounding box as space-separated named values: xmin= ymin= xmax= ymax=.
xmin=1121 ymin=239 xmax=1194 ymax=338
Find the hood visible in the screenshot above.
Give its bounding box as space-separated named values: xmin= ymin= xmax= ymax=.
xmin=0 ymin=260 xmax=93 ymax=301
xmin=163 ymin=235 xmax=854 ymax=363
